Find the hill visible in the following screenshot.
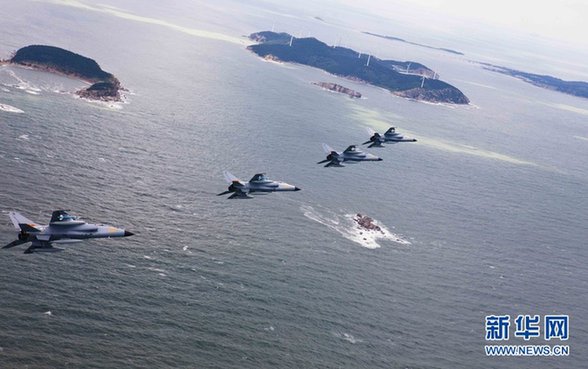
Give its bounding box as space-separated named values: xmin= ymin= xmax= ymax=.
xmin=7 ymin=45 xmax=122 ymax=101
xmin=247 ymin=32 xmax=469 ymax=104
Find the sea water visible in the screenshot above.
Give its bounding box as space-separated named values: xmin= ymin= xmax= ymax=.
xmin=1 ymin=1 xmax=587 ymax=368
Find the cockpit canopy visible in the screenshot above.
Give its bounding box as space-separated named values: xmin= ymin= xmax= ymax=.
xmin=250 ymin=173 xmax=270 ymax=182
xmin=345 ymin=145 xmax=360 ymax=153
xmin=50 ymin=210 xmax=77 ymax=223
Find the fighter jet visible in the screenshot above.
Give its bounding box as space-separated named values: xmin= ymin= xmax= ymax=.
xmin=362 ymin=127 xmax=417 ymax=147
xmin=217 ymin=171 xmax=301 ymax=199
xmin=3 ymin=210 xmax=134 ymax=254
xmin=318 ymin=143 xmax=383 ymax=167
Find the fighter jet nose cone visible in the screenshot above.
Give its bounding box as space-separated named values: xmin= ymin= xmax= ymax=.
xmin=377 ymin=158 xmax=383 ymax=161
xmin=294 ymin=187 xmax=301 ymax=191
xmin=124 ymin=230 xmax=134 ymax=237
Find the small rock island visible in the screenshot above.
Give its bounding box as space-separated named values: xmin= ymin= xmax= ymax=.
xmin=248 ymin=31 xmax=469 ymax=104
xmin=313 ymin=82 xmax=361 ymax=98
xmin=354 ymin=213 xmax=384 ymax=234
xmin=3 ymin=45 xmax=123 ymax=102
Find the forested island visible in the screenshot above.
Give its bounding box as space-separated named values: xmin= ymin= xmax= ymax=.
xmin=480 ymin=62 xmax=588 ymax=99
xmin=248 ymin=32 xmax=469 ymax=104
xmin=2 ymin=45 xmax=123 ymax=101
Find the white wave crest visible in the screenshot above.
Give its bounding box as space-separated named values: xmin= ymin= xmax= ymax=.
xmin=333 ymin=332 xmax=362 ymax=344
xmin=0 ymin=103 xmax=24 ymax=113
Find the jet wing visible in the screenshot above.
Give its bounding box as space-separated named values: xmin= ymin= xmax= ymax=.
xmin=25 ymin=240 xmax=62 ymax=254
xmin=228 ymin=189 xmax=251 ymax=199
xmin=36 ymin=234 xmax=51 ymax=241
xmin=52 ymin=239 xmax=83 ymax=244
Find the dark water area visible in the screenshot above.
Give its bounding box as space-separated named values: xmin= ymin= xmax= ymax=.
xmin=1 ymin=1 xmax=587 ymax=368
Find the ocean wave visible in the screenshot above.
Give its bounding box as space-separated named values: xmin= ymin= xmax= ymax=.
xmin=301 ymin=205 xmax=410 ymax=249
xmin=148 ymin=267 xmax=166 ymax=273
xmin=333 ymin=332 xmax=362 ymax=344
xmin=3 ymin=65 xmax=128 ymax=109
xmin=3 ymin=68 xmax=44 ymax=95
xmin=0 ymin=103 xmax=24 ymax=113
xmin=74 ymin=94 xmax=126 ymax=110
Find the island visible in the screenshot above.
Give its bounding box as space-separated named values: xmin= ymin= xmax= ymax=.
xmin=479 ymin=62 xmax=588 ymax=100
xmin=2 ymin=45 xmax=123 ymax=102
xmin=247 ymin=31 xmax=469 ymax=104
xmin=312 ymin=82 xmax=361 ymax=98
xmin=363 ymin=32 xmax=464 ymax=56
xmin=354 ymin=214 xmax=384 ymax=235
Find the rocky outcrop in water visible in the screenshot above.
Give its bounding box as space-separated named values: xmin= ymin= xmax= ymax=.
xmin=75 ymin=80 xmax=121 ymax=101
xmin=354 ymin=213 xmax=384 ymax=234
xmin=313 ymin=82 xmax=361 ymax=98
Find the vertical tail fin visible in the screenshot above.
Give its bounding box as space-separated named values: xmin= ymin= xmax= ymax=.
xmin=8 ymin=212 xmax=41 ymax=232
xmin=322 ymin=143 xmax=335 ymax=154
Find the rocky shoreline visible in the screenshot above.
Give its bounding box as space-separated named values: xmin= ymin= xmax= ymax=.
xmin=479 ymin=62 xmax=588 ymax=100
xmin=248 ymin=31 xmax=470 ymax=105
xmin=394 ymin=86 xmax=469 ymax=104
xmin=3 ymin=45 xmax=124 ymax=102
xmin=75 ymin=80 xmax=122 ymax=101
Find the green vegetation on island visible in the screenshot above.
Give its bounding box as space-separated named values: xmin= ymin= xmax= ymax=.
xmin=480 ymin=62 xmax=588 ymax=99
xmin=247 ymin=32 xmax=469 ymax=104
xmin=6 ymin=45 xmax=123 ymax=101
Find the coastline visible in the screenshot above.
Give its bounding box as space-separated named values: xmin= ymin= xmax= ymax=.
xmin=2 ymin=46 xmax=125 ymax=103
xmin=247 ymin=32 xmax=470 ymax=105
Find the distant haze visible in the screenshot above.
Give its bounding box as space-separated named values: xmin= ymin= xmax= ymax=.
xmin=336 ymin=0 xmax=587 ymax=48
xmin=278 ymin=0 xmax=588 ymax=78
